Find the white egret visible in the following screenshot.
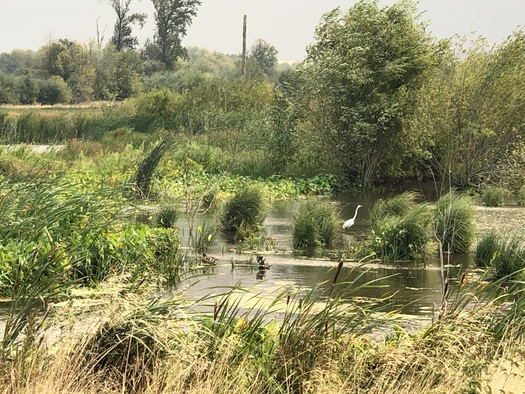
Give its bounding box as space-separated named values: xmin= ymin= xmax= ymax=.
xmin=343 ymin=205 xmax=362 ymax=229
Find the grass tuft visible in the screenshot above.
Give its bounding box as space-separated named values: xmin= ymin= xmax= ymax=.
xmin=434 ymin=192 xmax=475 ymax=253
xmin=481 ymin=186 xmax=505 ymax=207
xmin=292 ymin=200 xmax=340 ymax=249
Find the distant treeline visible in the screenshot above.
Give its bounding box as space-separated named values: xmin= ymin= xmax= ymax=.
xmin=1 ymin=0 xmax=525 ymax=192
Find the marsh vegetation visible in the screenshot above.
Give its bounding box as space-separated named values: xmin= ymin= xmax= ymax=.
xmin=2 ymin=0 xmax=525 ymax=392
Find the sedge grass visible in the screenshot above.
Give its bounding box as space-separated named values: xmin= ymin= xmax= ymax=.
xmin=434 ymin=192 xmax=475 ymax=254
xmin=2 ymin=268 xmax=525 ymax=393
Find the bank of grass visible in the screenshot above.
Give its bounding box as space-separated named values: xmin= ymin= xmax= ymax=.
xmin=434 ymin=192 xmax=475 ymax=253
xmin=2 ymin=269 xmax=525 ymax=393
xmin=481 ymin=186 xmax=505 ymax=207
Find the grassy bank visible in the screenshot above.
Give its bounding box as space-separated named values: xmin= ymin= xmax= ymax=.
xmin=1 ymin=266 xmax=524 ymax=393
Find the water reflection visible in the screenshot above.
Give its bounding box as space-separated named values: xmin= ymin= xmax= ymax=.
xmin=181 ymin=253 xmax=471 ymax=319
xmin=175 ymin=192 xmax=476 ymax=322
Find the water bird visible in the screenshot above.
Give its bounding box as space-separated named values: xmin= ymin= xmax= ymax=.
xmin=343 ymin=205 xmax=362 ymax=229
xmin=201 ymin=253 xmax=218 ymax=265
xmin=257 ymin=255 xmax=271 ymax=270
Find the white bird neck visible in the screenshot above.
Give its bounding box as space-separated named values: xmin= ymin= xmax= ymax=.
xmin=352 ymin=206 xmax=361 ymax=220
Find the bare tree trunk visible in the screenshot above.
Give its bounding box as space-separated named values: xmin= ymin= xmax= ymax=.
xmin=241 ymin=15 xmax=247 ymax=76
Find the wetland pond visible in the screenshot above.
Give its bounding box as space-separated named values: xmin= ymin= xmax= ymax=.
xmin=173 ymin=191 xmax=524 ymax=329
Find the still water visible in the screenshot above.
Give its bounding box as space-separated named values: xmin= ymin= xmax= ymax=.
xmin=178 ymin=192 xmax=473 ymax=324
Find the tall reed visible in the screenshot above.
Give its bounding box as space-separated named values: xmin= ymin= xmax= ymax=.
xmin=433 ymin=192 xmax=475 ymax=253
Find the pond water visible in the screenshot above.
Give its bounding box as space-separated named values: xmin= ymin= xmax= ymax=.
xmin=176 ymin=191 xmax=477 ymax=327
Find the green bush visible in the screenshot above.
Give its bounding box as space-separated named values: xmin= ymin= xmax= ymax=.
xmin=370 ymin=194 xmax=431 ymax=261
xmin=474 ymin=231 xmax=501 ymax=268
xmin=481 ymin=186 xmax=505 ymax=207
xmin=154 ymin=205 xmax=179 ymax=229
xmin=220 ymin=186 xmax=267 ymax=239
xmin=292 ymin=200 xmax=340 ymax=249
xmin=369 ymin=191 xmax=420 ymax=226
xmin=434 ymin=192 xmax=475 ymax=254
xmin=476 ymin=232 xmax=525 ymax=280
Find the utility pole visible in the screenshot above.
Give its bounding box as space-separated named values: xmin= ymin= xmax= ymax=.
xmin=241 ymin=15 xmax=247 ymax=76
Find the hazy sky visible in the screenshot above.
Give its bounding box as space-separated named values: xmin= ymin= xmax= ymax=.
xmin=1 ymin=0 xmax=524 ymax=61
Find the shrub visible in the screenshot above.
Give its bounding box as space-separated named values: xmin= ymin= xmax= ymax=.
xmin=474 ymin=231 xmax=501 ymax=268
xmin=370 ymin=195 xmax=431 ymax=261
xmin=489 ymin=236 xmax=525 ymax=280
xmin=434 ymin=192 xmax=475 ymax=253
xmin=481 ymin=186 xmax=505 ymax=207
xmin=220 ymin=186 xmax=267 ymax=239
xmin=292 ymin=200 xmax=340 ymax=249
xmin=369 ymin=191 xmax=420 ymax=226
xmin=154 ymin=205 xmax=179 ymax=229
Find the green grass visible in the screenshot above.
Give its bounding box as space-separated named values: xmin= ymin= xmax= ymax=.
xmin=434 ymin=192 xmax=475 ymax=254
xmin=292 ymin=200 xmax=340 ymax=249
xmin=220 ymin=185 xmax=267 ymax=239
xmin=481 ymin=186 xmax=505 ymax=207
xmin=370 ymin=192 xmax=431 ymax=261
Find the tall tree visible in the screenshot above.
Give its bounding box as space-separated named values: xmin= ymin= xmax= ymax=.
xmin=296 ymin=0 xmax=437 ymax=189
xmin=109 ymin=0 xmax=147 ymax=51
xmin=250 ymin=39 xmax=278 ymax=76
xmin=151 ymin=0 xmax=201 ymax=70
xmin=407 ymin=33 xmax=525 ymax=190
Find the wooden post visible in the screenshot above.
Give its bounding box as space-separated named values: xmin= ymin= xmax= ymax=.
xmin=241 ymin=15 xmax=247 ymax=76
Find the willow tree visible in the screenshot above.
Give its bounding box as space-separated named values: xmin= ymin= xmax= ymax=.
xmin=297 ymin=0 xmax=437 ymax=189
xmin=407 ymin=32 xmax=525 ymax=190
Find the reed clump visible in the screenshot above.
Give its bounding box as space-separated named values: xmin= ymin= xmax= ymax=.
xmin=369 ymin=192 xmax=432 ymax=261
xmin=481 ymin=186 xmax=505 ymax=207
xmin=292 ymin=200 xmax=340 ymax=249
xmin=434 ymin=192 xmax=475 ymax=253
xmin=220 ymin=185 xmax=267 ymax=239
xmin=475 ymin=231 xmax=525 ymax=279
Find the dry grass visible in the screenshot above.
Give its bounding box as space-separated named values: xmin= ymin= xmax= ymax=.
xmin=1 ymin=283 xmax=523 ymax=394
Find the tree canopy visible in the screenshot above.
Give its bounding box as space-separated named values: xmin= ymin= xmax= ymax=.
xmin=295 ymin=0 xmax=437 ymax=189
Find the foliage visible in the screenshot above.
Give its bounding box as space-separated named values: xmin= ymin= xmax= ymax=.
xmin=481 ymin=186 xmax=505 ymax=207
xmin=474 ymin=231 xmax=501 ymax=268
xmin=473 ymin=231 xmax=525 ymax=280
xmin=434 ymin=192 xmax=475 ymax=253
xmin=108 ymin=0 xmax=147 ymax=51
xmin=292 ymin=200 xmax=340 ymax=249
xmin=249 ymin=39 xmax=278 ymax=77
xmin=194 ymin=218 xmax=218 ymax=253
xmin=295 ymin=0 xmax=437 ymax=189
xmin=369 ymin=191 xmax=420 ymax=225
xmin=370 ymin=192 xmax=432 ymax=260
xmin=133 ymin=136 xmax=174 ymax=197
xmin=407 ymin=32 xmax=525 ymax=188
xmin=220 ymin=185 xmax=267 ymax=239
xmin=150 ymin=0 xmax=202 ymax=70
xmin=154 ymin=204 xmax=179 ymax=228
xmin=483 ymin=234 xmax=525 ymax=280
xmin=519 ymin=185 xmax=525 ymax=206
xmin=0 ymin=174 xmax=186 ymax=358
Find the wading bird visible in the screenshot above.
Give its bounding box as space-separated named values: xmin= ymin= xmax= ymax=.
xmin=201 ymin=253 xmax=218 ymax=265
xmin=256 ymin=255 xmax=270 ymax=270
xmin=343 ymin=205 xmax=362 ymax=229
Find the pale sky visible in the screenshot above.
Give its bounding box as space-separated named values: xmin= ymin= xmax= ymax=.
xmin=1 ymin=0 xmax=524 ymax=61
